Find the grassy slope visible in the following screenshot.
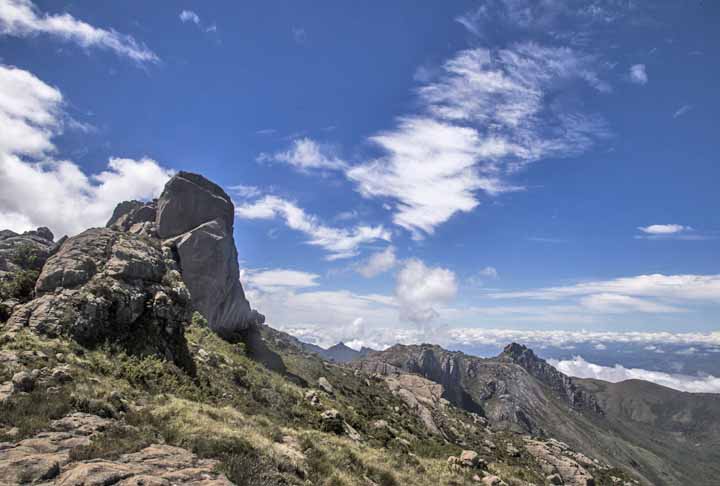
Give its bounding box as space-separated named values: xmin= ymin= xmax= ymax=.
xmin=0 ymin=319 xmax=635 ymax=486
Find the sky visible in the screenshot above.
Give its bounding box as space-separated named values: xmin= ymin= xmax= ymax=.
xmin=1 ymin=0 xmax=719 ymax=387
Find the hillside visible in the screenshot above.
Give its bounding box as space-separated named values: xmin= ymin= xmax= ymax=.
xmin=354 ymin=343 xmax=720 ymax=485
xmin=0 ymin=171 xmax=712 ymax=485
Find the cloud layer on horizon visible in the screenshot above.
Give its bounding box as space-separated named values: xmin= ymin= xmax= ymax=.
xmin=549 ymin=355 xmax=720 ymax=394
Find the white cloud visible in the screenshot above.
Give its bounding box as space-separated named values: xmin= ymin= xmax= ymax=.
xmin=0 ymin=65 xmax=173 ymax=236
xmin=235 ymin=195 xmax=390 ymax=260
xmin=673 ymin=104 xmax=692 ymax=119
xmin=449 ymin=328 xmax=720 ymax=349
xmin=228 ymin=184 xmax=262 ymax=199
xmin=579 ymin=293 xmax=683 ymax=314
xmin=258 ymin=138 xmax=346 ymax=171
xmin=638 ymin=224 xmax=688 ymax=235
xmin=468 ymin=266 xmax=499 ymax=286
xmin=549 ymin=356 xmax=720 ymax=394
xmin=242 ymin=268 xmax=320 ymax=292
xmin=396 ymin=259 xmax=458 ymax=323
xmin=347 ymin=42 xmax=608 ymax=237
xmin=356 ymin=246 xmax=397 ymax=278
xmin=0 ymin=0 xmax=157 ymax=63
xmin=179 ymin=10 xmax=200 ymax=25
xmin=629 ymin=64 xmax=648 ymax=85
xmin=479 ymin=266 xmax=498 ymax=278
xmin=246 ymin=285 xmax=403 ymax=349
xmin=490 ymin=273 xmax=720 ymax=303
xmin=178 ymin=10 xmax=215 ymax=33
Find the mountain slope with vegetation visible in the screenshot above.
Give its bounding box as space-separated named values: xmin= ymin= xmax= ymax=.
xmin=0 ymin=172 xmax=712 ymax=485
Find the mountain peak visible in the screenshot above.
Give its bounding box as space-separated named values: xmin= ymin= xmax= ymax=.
xmin=501 ymin=342 xmax=539 ymax=363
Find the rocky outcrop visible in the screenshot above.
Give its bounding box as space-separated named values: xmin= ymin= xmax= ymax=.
xmin=524 ymin=438 xmax=597 ymax=486
xmin=0 ymin=227 xmax=55 ymax=277
xmin=156 ymin=172 xmax=263 ymax=337
xmin=500 ymin=343 xmax=602 ymax=414
xmin=0 ymin=413 xmax=232 ymax=485
xmin=7 ymin=227 xmax=194 ymax=368
xmin=0 ymin=227 xmax=57 ymax=321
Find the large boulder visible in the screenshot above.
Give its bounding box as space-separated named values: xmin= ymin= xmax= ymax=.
xmin=155 ymin=172 xmax=263 ymax=337
xmin=156 ymin=172 xmax=234 ymax=239
xmin=0 ymin=227 xmax=57 ymax=321
xmin=7 ymin=228 xmax=194 ymax=368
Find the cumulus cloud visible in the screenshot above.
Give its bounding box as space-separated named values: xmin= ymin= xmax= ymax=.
xmin=241 ymin=268 xmax=320 ymax=292
xmin=235 ymin=195 xmax=390 ymax=260
xmin=258 ymin=138 xmax=346 ymax=172
xmin=629 ymin=64 xmax=648 ymax=85
xmin=0 ymin=65 xmax=173 ymax=236
xmin=245 ymin=285 xmax=402 ymax=349
xmin=0 ymin=0 xmax=157 ymax=63
xmin=179 ymin=10 xmax=200 ymax=25
xmin=347 ymin=42 xmax=608 ymax=237
xmin=395 ymin=259 xmax=457 ymax=323
xmin=638 ymin=224 xmax=689 ymax=235
xmin=549 ymin=356 xmax=720 ymax=394
xmin=355 ymin=246 xmax=397 ymax=278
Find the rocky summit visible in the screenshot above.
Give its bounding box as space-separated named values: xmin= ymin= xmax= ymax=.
xmin=0 ymin=172 xmax=717 ymax=485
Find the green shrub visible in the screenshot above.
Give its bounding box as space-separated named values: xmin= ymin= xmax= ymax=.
xmin=69 ymin=423 xmax=155 ymax=461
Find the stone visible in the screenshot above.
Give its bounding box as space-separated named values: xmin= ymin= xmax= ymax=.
xmin=318 ymin=376 xmax=334 ymax=394
xmin=320 ymin=409 xmax=344 ymax=434
xmin=106 ymin=200 xmax=157 ymax=232
xmin=305 ymin=389 xmax=320 ymax=406
xmin=482 ymin=475 xmax=506 ymax=486
xmin=156 ymin=172 xmax=234 ymax=239
xmin=460 ymin=450 xmax=482 ymax=468
xmin=9 ymin=228 xmax=194 ymax=368
xmin=51 ymin=367 xmax=73 ymax=384
xmin=12 ymin=370 xmax=34 ymax=392
xmin=155 ymin=172 xmax=263 ymax=336
xmin=547 ymin=473 xmax=564 ymax=485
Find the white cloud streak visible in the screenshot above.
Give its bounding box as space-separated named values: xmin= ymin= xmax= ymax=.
xmin=258 ymin=138 xmax=346 ymax=171
xmin=235 ymin=195 xmax=390 ymax=260
xmin=638 ymin=224 xmax=688 ymax=235
xmin=490 ymin=274 xmax=720 ymax=303
xmin=549 ymin=356 xmax=720 ymax=394
xmin=0 ymin=65 xmax=173 ymax=237
xmin=356 ymin=246 xmax=397 ymax=278
xmin=673 ymin=104 xmax=692 ymax=118
xmin=347 ymin=42 xmax=609 ymax=237
xmin=242 ymin=268 xmax=320 ymax=292
xmin=0 ymin=0 xmax=158 ymax=63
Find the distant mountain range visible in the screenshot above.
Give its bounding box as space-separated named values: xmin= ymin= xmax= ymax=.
xmin=352 ymin=342 xmax=720 ymax=485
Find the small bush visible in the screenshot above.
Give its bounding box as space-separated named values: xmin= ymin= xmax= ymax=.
xmin=69 ymin=423 xmax=155 ymax=461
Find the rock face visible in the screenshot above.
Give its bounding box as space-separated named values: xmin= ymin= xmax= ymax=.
xmin=500 ymin=343 xmax=601 ymax=413
xmin=7 ymin=227 xmax=193 ymax=368
xmin=0 ymin=413 xmax=232 ymax=485
xmin=0 ymin=227 xmax=57 ymax=321
xmin=156 ymin=172 xmax=263 ymax=337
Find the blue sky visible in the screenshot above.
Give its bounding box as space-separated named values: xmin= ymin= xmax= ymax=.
xmin=1 ymin=0 xmax=719 ymax=358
